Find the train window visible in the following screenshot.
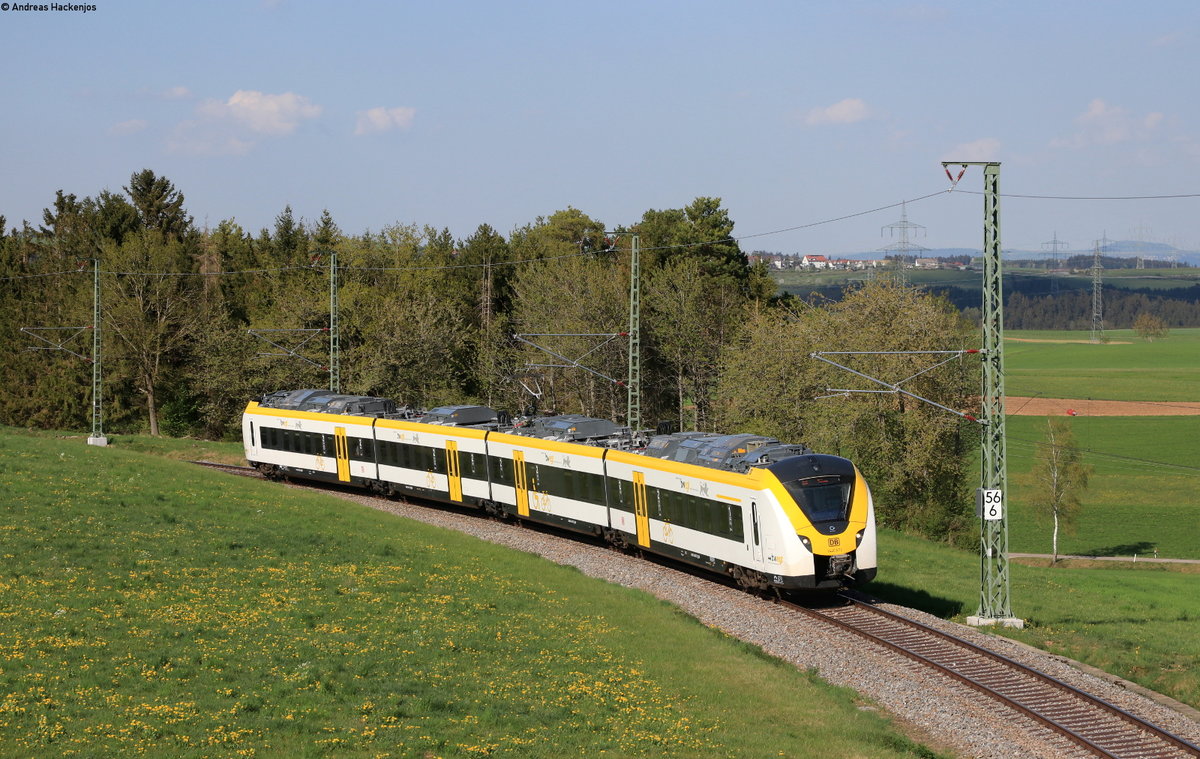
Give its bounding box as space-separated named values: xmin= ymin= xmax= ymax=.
xmin=591 ymin=473 xmax=607 ymax=505
xmin=610 ymin=478 xmax=630 ymax=512
xmin=783 ymin=476 xmax=852 ymax=523
xmin=671 ymin=492 xmax=685 ymax=524
xmin=491 ymin=456 xmax=513 ymax=486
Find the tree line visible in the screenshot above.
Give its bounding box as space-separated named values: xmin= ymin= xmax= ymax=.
xmin=1003 ymin=290 xmax=1200 ymax=330
xmin=1 ymin=170 xmax=980 ymax=546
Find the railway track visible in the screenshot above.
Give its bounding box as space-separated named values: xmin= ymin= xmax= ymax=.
xmin=787 ymin=595 xmax=1200 ymax=759
xmin=189 ymin=460 xmax=262 ymax=478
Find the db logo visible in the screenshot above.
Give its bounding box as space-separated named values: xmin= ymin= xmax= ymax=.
xmin=827 ymin=537 xmax=841 ymax=548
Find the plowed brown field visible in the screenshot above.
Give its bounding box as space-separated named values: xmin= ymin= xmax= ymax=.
xmin=1006 ymin=397 xmax=1200 ymax=416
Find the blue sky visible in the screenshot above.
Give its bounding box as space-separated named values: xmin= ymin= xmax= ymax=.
xmin=2 ymin=0 xmax=1198 ymax=255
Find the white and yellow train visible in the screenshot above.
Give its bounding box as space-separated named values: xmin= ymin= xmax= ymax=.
xmin=242 ymin=390 xmax=877 ymax=590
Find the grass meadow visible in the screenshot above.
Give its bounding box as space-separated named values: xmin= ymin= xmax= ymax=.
xmin=0 ymin=428 xmax=938 ymax=759
xmin=1000 ymin=328 xmax=1200 ymax=559
xmin=1004 ymin=415 xmax=1200 ymax=559
xmin=1004 ymin=327 xmax=1200 ymax=401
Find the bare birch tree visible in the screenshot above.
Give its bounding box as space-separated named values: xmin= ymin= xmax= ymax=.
xmin=1029 ymin=417 xmax=1091 ymax=564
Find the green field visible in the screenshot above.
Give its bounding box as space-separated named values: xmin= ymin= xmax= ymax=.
xmin=1004 ymin=328 xmax=1200 ymax=401
xmin=771 ymin=266 xmax=1200 ymax=297
xmin=0 ymin=429 xmax=938 ymax=759
xmin=1000 ymin=328 xmax=1200 ymax=562
xmin=1004 ymin=415 xmax=1200 ymax=560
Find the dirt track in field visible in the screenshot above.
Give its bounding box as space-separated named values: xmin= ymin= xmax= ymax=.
xmin=1006 ymin=396 xmax=1200 ymax=416
xmin=1006 ymin=337 xmax=1133 ymax=345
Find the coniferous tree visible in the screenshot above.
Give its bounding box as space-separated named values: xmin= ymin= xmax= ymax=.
xmin=125 ymin=169 xmax=193 ymax=242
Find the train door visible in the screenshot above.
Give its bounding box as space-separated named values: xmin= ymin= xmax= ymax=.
xmin=513 ymin=450 xmax=530 ymax=517
xmin=750 ymin=501 xmax=764 ymax=563
xmin=446 ymin=440 xmax=462 ymax=502
xmin=334 ymin=427 xmax=350 ymax=482
xmin=632 ymin=472 xmax=650 ymax=548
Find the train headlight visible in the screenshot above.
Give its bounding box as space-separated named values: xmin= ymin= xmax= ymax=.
xmin=799 ymin=535 xmax=811 ymax=551
xmin=855 ymin=530 xmax=864 ymax=547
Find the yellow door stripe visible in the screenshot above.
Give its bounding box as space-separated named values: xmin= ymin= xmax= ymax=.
xmin=633 ymin=472 xmax=650 ymax=548
xmin=514 ymin=451 xmax=529 ymax=517
xmin=447 ymin=441 xmax=462 ymax=502
xmin=334 ymin=427 xmax=350 ymax=482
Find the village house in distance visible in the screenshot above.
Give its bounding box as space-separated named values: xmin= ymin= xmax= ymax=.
xmin=749 ymin=252 xmax=888 ymax=270
xmin=749 ymin=252 xmax=973 ymax=271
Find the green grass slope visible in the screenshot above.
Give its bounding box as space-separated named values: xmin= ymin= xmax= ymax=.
xmin=0 ymin=428 xmax=937 ymax=759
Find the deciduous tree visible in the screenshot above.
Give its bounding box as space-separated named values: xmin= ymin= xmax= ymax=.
xmin=717 ymin=280 xmax=978 ymax=545
xmin=1029 ymin=418 xmax=1090 ymax=564
xmin=1133 ymin=312 xmax=1168 ymax=341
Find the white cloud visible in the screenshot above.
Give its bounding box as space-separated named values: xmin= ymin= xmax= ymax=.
xmin=163 ymin=86 xmax=191 ymax=99
xmin=942 ymin=138 xmax=1001 ymax=162
xmin=198 ymin=90 xmax=322 ymax=135
xmin=168 ymin=89 xmax=322 ymax=155
xmin=1052 ymin=98 xmax=1165 ymax=149
xmin=108 ymin=119 xmax=147 ymax=136
xmin=803 ymin=98 xmax=871 ymax=126
xmin=354 ymin=106 xmax=417 ymax=135
xmin=1078 ymin=98 xmax=1132 ymax=145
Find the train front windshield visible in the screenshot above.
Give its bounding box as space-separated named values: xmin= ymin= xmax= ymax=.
xmin=781 ymin=476 xmax=852 ymax=523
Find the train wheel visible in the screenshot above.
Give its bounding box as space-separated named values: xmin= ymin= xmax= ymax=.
xmin=601 ymin=528 xmax=630 ymax=552
xmin=729 ymin=565 xmax=770 ymax=593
